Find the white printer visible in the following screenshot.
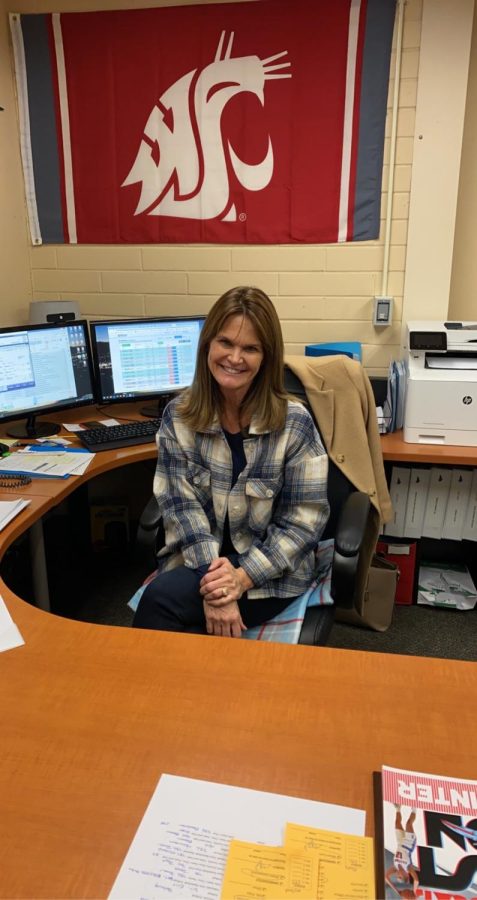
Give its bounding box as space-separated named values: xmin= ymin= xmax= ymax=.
xmin=404 ymin=321 xmax=477 ymax=446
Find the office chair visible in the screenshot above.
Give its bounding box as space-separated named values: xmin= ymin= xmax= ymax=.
xmin=134 ymin=365 xmax=376 ymax=646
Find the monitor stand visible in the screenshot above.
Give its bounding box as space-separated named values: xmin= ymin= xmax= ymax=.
xmin=140 ymin=393 xmax=176 ymax=419
xmin=6 ymin=414 xmax=61 ymax=440
xmin=140 ymin=402 xmax=162 ymax=418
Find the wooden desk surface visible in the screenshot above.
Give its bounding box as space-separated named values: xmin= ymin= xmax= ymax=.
xmin=381 ymin=429 xmax=477 ymax=465
xmin=1 ymin=407 xmax=476 ymax=898
xmin=0 ymin=403 xmax=156 ymax=507
xmin=2 ymin=585 xmax=477 ymax=900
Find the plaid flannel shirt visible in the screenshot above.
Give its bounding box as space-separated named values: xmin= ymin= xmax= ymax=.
xmin=153 ymin=398 xmax=329 ymax=599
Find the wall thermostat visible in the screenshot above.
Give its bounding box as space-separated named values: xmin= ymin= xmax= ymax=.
xmin=373 ymin=296 xmax=393 ymax=326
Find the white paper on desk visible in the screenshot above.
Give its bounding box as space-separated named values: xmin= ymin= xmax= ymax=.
xmin=108 ymin=774 xmax=365 ymax=900
xmin=65 ymin=418 xmax=121 ymax=431
xmin=2 ymin=450 xmax=94 ymax=477
xmin=0 ymin=498 xmax=31 ymax=532
xmin=36 ymin=436 xmax=72 ymax=445
xmin=44 ymin=452 xmax=95 ymax=476
xmin=65 ymin=453 xmax=95 ymax=475
xmin=0 ymin=453 xmax=59 ymax=475
xmin=0 ymin=594 xmax=24 ymax=653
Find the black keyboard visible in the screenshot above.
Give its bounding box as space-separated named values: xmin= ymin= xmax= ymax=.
xmin=78 ymin=419 xmax=161 ymax=452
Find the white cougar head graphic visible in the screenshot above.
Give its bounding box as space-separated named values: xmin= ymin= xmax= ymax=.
xmin=122 ymin=31 xmax=291 ymax=221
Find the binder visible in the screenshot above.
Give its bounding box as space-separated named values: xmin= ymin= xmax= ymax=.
xmin=383 ymin=466 xmax=411 ymax=537
xmin=421 ymin=467 xmax=452 ymax=539
xmin=403 ymin=467 xmax=431 ymax=538
xmin=462 ymin=468 xmax=477 ymax=541
xmin=441 ymin=469 xmax=472 ymax=540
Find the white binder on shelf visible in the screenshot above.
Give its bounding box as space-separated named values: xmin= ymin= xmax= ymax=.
xmin=403 ymin=467 xmax=431 ymax=538
xmin=383 ymin=466 xmax=411 ymax=537
xmin=441 ymin=469 xmax=473 ymax=540
xmin=462 ymin=469 xmax=477 ymax=541
xmin=422 ymin=467 xmax=452 ymax=539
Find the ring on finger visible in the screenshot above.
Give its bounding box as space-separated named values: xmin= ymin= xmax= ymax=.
xmin=222 ymin=586 xmax=229 ymax=597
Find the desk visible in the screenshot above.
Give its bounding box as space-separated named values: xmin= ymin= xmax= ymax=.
xmin=0 ymin=414 xmax=476 ymax=898
xmin=2 ymin=585 xmax=477 ymax=899
xmin=0 ymin=404 xmax=157 ymax=610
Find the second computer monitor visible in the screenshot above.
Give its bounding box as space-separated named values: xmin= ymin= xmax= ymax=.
xmin=90 ymin=316 xmax=205 ymax=414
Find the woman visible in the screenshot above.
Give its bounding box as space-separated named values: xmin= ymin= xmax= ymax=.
xmin=133 ymin=286 xmax=329 ymax=638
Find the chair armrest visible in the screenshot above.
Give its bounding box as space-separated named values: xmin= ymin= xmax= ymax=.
xmin=331 ymin=491 xmax=371 ymax=609
xmin=139 ymin=496 xmax=162 ymax=532
xmin=298 ymin=606 xmax=335 ymax=646
xmin=334 ymin=491 xmax=371 ymax=555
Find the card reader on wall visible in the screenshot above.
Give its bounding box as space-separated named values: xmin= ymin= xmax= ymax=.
xmin=373 ymin=296 xmax=393 ymax=326
xmin=404 ymin=321 xmax=477 ymax=446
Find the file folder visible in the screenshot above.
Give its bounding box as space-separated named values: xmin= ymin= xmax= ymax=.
xmin=462 ymin=469 xmax=477 ymax=541
xmin=383 ymin=466 xmax=411 ymax=537
xmin=403 ymin=467 xmax=431 ymax=538
xmin=441 ymin=469 xmax=472 ymax=540
xmin=421 ymin=467 xmax=452 ymax=539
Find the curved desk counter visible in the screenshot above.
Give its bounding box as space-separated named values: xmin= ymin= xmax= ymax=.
xmin=0 ymin=404 xmax=157 ymax=610
xmin=1 ymin=414 xmax=477 ymax=898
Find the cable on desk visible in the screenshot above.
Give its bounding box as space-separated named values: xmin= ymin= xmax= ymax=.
xmin=94 ymin=404 xmax=147 ymax=423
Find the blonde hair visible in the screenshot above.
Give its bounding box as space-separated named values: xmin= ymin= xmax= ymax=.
xmin=177 ymin=286 xmax=288 ymax=431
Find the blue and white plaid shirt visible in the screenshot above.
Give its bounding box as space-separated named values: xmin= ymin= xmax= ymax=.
xmin=154 ymin=398 xmax=329 ymax=599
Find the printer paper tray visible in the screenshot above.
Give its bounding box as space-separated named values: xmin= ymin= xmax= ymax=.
xmin=426 ymin=356 xmax=477 ymax=370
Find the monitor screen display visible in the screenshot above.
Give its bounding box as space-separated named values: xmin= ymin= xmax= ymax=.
xmin=0 ymin=320 xmax=95 ymax=438
xmin=90 ymin=317 xmax=205 ymax=405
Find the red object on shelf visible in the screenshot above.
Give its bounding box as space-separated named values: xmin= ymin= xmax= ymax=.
xmin=376 ymin=540 xmax=417 ymax=605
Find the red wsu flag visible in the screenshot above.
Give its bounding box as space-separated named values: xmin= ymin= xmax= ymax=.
xmin=11 ymin=0 xmax=396 ymax=244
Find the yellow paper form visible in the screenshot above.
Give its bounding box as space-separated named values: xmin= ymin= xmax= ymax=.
xmin=220 ymin=839 xmax=320 ymax=899
xmin=284 ymin=823 xmax=375 ymax=899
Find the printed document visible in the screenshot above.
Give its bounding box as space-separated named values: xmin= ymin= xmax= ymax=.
xmin=0 ymin=449 xmax=94 ymax=478
xmin=221 ymin=840 xmax=320 ymax=899
xmin=284 ymin=823 xmax=375 ymax=899
xmin=221 ymin=826 xmax=374 ymax=900
xmin=108 ymin=774 xmax=365 ymax=900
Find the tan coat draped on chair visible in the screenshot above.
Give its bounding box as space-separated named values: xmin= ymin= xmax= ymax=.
xmin=285 ymin=354 xmax=394 ymax=630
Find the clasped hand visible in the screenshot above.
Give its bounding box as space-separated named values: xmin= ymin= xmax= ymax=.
xmin=199 ymin=557 xmax=252 ymax=638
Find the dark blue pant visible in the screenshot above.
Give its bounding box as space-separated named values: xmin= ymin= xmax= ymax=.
xmin=132 ymin=564 xmax=294 ymax=634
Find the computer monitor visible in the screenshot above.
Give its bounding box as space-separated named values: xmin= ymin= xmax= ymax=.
xmin=89 ymin=316 xmax=205 ymax=416
xmin=0 ymin=320 xmax=95 ymax=439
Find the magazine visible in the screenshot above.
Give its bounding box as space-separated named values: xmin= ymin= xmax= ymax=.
xmin=376 ymin=765 xmax=477 ymax=899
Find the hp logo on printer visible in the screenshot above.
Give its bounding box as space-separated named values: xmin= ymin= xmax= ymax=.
xmin=463 ymin=396 xmax=473 ymax=404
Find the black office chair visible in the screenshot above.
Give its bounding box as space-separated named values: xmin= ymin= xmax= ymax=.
xmin=135 ymin=366 xmax=374 ymax=646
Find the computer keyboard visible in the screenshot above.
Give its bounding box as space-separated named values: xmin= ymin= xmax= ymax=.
xmin=78 ymin=419 xmax=161 ymax=452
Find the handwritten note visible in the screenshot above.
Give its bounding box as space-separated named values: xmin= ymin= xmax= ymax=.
xmin=285 ymin=823 xmax=375 ymax=899
xmin=124 ymin=820 xmax=233 ymax=898
xmin=221 ymin=840 xmax=319 ymax=899
xmin=108 ymin=775 xmax=365 ymax=900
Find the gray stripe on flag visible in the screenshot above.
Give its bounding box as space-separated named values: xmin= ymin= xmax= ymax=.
xmin=21 ymin=14 xmax=64 ymax=243
xmin=353 ymin=0 xmax=396 ymax=241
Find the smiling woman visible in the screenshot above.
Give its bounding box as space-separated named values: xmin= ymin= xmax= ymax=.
xmin=132 ymin=286 xmax=330 ymax=639
xmin=207 ymin=315 xmax=264 ymax=431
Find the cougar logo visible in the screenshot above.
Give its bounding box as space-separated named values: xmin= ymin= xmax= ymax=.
xmin=122 ymin=32 xmax=291 ymax=221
